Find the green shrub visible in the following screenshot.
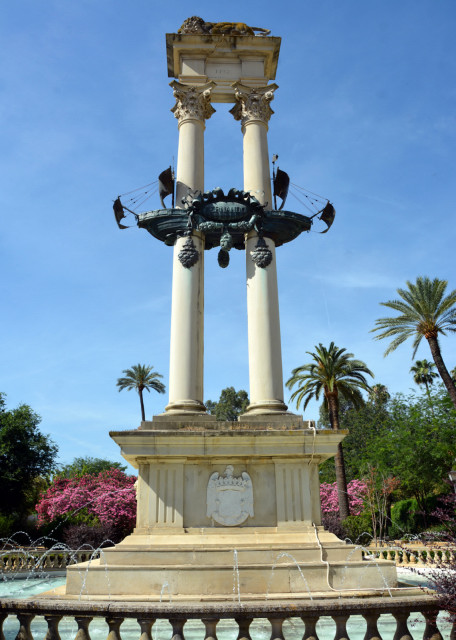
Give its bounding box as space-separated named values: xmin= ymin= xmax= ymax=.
xmin=389 ymin=496 xmax=439 ymax=538
xmin=342 ymin=513 xmax=373 ymax=546
xmin=0 ymin=513 xmax=19 ymax=538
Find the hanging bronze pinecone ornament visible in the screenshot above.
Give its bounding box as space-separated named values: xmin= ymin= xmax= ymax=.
xmin=178 ymin=235 xmax=199 ymax=268
xmin=251 ymin=236 xmax=273 ymax=268
xmin=218 ymin=249 xmax=230 ymax=268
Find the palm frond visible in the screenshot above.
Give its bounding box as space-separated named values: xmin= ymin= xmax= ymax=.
xmin=373 ymin=277 xmax=456 ymax=361
xmin=286 ymin=342 xmax=373 ymax=418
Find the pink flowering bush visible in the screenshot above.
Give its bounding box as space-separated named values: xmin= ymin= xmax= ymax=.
xmin=36 ymin=468 xmax=137 ymax=535
xmin=320 ymin=479 xmax=368 ymax=516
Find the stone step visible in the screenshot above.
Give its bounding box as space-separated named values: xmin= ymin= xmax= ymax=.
xmin=99 ymin=546 xmax=363 ymax=565
xmin=65 ymin=557 xmax=397 ymax=597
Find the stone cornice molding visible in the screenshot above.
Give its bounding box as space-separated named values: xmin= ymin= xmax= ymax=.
xmin=229 ymin=82 xmax=278 ymax=128
xmin=170 ymin=80 xmax=216 ymax=124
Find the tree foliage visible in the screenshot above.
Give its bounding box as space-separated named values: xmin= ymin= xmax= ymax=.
xmin=320 ymin=480 xmax=368 ymax=515
xmin=287 ymin=343 xmax=373 ymax=520
xmin=205 ymin=387 xmax=249 ymax=421
xmin=337 ymin=389 xmax=391 ymax=482
xmin=370 ymin=389 xmax=456 ymax=513
xmin=334 ymin=386 xmax=456 ymax=519
xmin=372 ymin=276 xmax=456 ymax=408
xmin=36 ymin=468 xmax=136 ymax=538
xmin=58 ymin=456 xmax=127 ymax=478
xmin=0 ymin=393 xmax=58 ymax=517
xmin=410 ymin=359 xmax=438 ymax=398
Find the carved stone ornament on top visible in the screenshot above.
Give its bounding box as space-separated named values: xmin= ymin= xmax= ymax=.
xmin=170 ymin=81 xmax=216 ymax=124
xmin=206 ymin=465 xmax=254 ymax=527
xmin=178 ymin=16 xmax=271 ymax=37
xmin=178 ymin=187 xmax=272 ymax=269
xmin=230 ymin=83 xmax=278 ymax=128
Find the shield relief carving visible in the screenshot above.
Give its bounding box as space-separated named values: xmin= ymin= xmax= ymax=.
xmin=206 ymin=465 xmax=254 ymax=526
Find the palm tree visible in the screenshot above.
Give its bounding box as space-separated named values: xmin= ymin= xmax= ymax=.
xmin=368 ymin=384 xmax=390 ymax=405
xmin=372 ymin=277 xmax=456 ymax=409
xmin=116 ymin=364 xmax=165 ymax=421
xmin=410 ymin=359 xmax=438 ymax=399
xmin=286 ymin=342 xmax=373 ymax=521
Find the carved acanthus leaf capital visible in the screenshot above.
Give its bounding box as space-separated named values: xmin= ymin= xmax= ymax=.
xmin=230 ymin=82 xmax=278 ymax=127
xmin=170 ymin=81 xmax=216 ymax=123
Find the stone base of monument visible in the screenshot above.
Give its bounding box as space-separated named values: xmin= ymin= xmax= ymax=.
xmin=64 ymin=422 xmax=397 ymax=600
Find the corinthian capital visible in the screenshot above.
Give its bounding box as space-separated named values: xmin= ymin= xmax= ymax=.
xmin=229 ymin=83 xmax=278 ymax=127
xmin=170 ymin=81 xmax=216 ymax=124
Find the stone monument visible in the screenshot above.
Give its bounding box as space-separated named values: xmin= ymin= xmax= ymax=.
xmin=65 ymin=18 xmax=397 ymax=600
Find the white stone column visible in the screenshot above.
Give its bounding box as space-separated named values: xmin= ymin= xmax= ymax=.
xmin=231 ymin=83 xmax=288 ymax=416
xmin=165 ymin=81 xmax=215 ymax=415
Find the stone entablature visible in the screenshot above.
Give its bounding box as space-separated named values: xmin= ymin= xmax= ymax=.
xmin=166 ymin=33 xmax=281 ymax=103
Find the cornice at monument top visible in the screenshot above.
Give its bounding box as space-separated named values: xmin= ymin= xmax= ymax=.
xmin=166 ymin=33 xmax=281 ymax=103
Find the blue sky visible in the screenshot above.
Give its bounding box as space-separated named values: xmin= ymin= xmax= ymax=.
xmin=2 ymin=1 xmax=455 ymax=470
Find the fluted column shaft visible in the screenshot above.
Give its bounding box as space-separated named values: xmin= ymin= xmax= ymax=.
xmin=231 ymin=83 xmax=287 ymax=416
xmin=166 ymin=81 xmax=215 ymax=415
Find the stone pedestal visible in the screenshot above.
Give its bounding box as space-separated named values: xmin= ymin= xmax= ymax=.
xmin=65 ymin=422 xmax=397 ymax=600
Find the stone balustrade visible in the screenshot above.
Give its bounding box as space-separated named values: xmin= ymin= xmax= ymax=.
xmin=0 ymin=549 xmax=99 ymax=573
xmin=0 ymin=595 xmax=454 ymax=640
xmin=364 ymin=545 xmax=456 ymax=566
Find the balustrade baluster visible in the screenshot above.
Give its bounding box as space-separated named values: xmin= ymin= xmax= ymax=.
xmin=331 ymin=614 xmax=350 ymax=640
xmin=74 ymin=616 xmax=93 ymax=640
xmin=0 ymin=612 xmax=7 ymax=640
xmin=235 ymin=617 xmax=253 ymax=640
xmin=301 ymin=615 xmax=320 ymax=640
xmin=422 ymin=611 xmax=443 ymax=640
xmin=392 ymin=612 xmax=412 ymax=640
xmin=106 ymin=617 xmax=124 ymax=640
xmin=137 ymin=617 xmax=155 ymax=640
xmin=201 ymin=617 xmax=219 ymax=640
xmin=169 ymin=618 xmax=186 ymax=640
xmin=268 ymin=617 xmax=285 ymax=640
xmin=44 ymin=614 xmax=62 ymax=640
xmin=449 ymin=618 xmax=456 ymax=640
xmin=362 ymin=612 xmax=382 ymax=640
xmin=15 ymin=613 xmax=35 ymax=640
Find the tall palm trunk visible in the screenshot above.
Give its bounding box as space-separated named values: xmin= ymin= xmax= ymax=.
xmin=327 ymin=392 xmax=350 ymax=521
xmin=424 ymin=380 xmax=430 ymax=399
xmin=139 ymin=387 xmax=146 ymax=421
xmin=427 ymin=335 xmax=456 ymax=409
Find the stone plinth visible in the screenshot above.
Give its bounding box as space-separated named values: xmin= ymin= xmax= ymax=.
xmin=64 ymin=422 xmax=397 ymax=600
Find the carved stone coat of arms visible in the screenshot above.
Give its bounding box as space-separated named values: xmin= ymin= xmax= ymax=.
xmin=206 ymin=465 xmax=254 ymax=526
